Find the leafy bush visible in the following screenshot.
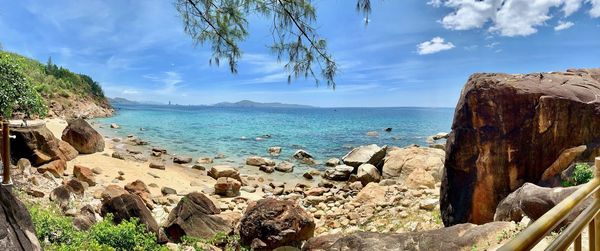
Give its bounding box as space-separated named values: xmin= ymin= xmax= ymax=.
xmin=29 ymin=205 xmax=166 ymax=251
xmin=562 ymin=163 xmax=594 ymax=187
xmin=0 ymin=53 xmax=47 ymax=118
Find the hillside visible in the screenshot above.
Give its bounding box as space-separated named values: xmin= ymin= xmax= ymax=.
xmin=213 ymin=100 xmax=314 ymax=108
xmin=0 ymin=51 xmax=112 ymax=118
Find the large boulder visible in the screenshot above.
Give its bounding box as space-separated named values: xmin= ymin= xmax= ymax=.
xmin=100 ymin=194 xmax=159 ymax=234
xmin=61 ymin=118 xmax=105 ymax=154
xmin=238 ymin=199 xmax=315 ymax=250
xmin=10 ymin=123 xmax=77 ymax=166
xmin=0 ymin=185 xmax=41 ymax=250
xmin=342 ymin=144 xmax=387 ymax=168
xmin=303 ymin=222 xmax=516 ymax=251
xmin=382 ymin=146 xmax=445 ymax=181
xmin=494 ymin=183 xmax=590 ymax=226
xmin=442 ymin=69 xmax=600 ymax=226
xmin=163 ymin=192 xmax=231 ymax=242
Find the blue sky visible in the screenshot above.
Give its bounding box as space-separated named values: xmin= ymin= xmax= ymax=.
xmin=1 ymin=0 xmax=600 ymax=107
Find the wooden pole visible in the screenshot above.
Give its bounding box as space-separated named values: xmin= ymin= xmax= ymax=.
xmin=1 ymin=119 xmax=10 ymax=185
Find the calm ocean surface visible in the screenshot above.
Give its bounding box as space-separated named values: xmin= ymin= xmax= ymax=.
xmin=94 ymin=105 xmax=454 ymax=163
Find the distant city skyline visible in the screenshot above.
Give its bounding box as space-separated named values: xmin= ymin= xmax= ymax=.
xmin=1 ymin=0 xmax=600 ymax=107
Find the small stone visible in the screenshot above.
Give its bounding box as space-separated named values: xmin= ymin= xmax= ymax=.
xmin=303 ymin=172 xmax=313 ymax=180
xmin=161 ymin=187 xmax=177 ymax=196
xmin=149 ymin=162 xmax=165 ymax=170
xmin=147 ymin=172 xmax=160 ymax=179
xmin=92 ymin=167 xmax=103 ymax=174
xmin=259 ymin=165 xmax=274 ymax=173
xmin=118 ymin=171 xmax=125 ymax=176
xmin=192 ymin=164 xmax=206 ymax=171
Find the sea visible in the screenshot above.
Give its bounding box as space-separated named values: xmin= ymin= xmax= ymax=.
xmin=94 ymin=105 xmax=454 ymax=165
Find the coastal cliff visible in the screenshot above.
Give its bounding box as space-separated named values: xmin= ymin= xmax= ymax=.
xmin=0 ymin=51 xmax=112 ymax=119
xmin=442 ymin=68 xmax=600 ymax=226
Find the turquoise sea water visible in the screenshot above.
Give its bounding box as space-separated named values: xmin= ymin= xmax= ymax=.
xmin=94 ymin=105 xmax=454 ymax=164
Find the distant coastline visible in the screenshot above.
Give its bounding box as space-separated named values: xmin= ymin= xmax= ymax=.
xmin=109 ymin=97 xmax=315 ymax=108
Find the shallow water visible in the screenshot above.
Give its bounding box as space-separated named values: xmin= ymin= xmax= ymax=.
xmin=94 ymin=105 xmax=454 ymax=164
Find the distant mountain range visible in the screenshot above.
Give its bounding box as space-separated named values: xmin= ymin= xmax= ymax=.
xmin=109 ymin=97 xmax=314 ymax=108
xmin=212 ymin=100 xmax=314 ymax=108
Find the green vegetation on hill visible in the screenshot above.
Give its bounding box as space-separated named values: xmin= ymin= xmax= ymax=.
xmin=0 ymin=50 xmax=108 ymax=118
xmin=0 ymin=52 xmax=47 ymax=118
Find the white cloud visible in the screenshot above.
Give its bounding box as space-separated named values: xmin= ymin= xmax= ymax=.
xmin=417 ymin=37 xmax=455 ymax=55
xmin=485 ymin=42 xmax=500 ymax=48
xmin=555 ymin=20 xmax=575 ymax=31
xmin=431 ymin=0 xmax=600 ymax=37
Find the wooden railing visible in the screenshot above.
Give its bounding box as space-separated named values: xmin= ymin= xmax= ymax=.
xmin=499 ymin=157 xmax=600 ymax=251
xmin=0 ymin=119 xmax=11 ymax=185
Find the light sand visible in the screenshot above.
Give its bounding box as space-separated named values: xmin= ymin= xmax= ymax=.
xmin=44 ymin=118 xmax=315 ymax=203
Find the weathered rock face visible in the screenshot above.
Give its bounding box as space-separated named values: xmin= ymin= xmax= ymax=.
xmin=38 ymin=159 xmax=66 ymax=178
xmin=10 ymin=124 xmax=77 ymax=166
xmin=342 ymin=144 xmax=387 ymax=168
xmin=163 ymin=192 xmax=231 ymax=242
xmin=61 ymin=118 xmax=105 ymax=154
xmin=442 ymin=69 xmax=600 ymax=226
xmin=100 ymin=194 xmax=159 ymax=234
xmin=0 ymin=186 xmax=41 ymax=251
xmin=303 ymin=222 xmax=516 ymax=251
xmin=494 ymin=183 xmax=589 ymax=226
xmin=238 ymin=199 xmax=315 ymax=250
xmin=382 ymin=146 xmax=444 ymax=181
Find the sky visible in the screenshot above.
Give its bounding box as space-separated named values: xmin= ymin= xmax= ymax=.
xmin=1 ymin=0 xmax=600 ymax=108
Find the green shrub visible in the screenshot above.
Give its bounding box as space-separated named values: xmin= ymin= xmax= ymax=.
xmin=29 ymin=205 xmax=166 ymax=251
xmin=181 ymin=233 xmax=249 ymax=251
xmin=0 ymin=53 xmax=48 ymax=118
xmin=563 ymin=163 xmax=594 ymax=187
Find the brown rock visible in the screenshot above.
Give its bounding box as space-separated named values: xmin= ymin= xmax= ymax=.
xmin=246 ymin=156 xmax=275 ymax=167
xmin=163 ymin=192 xmax=231 ymax=242
xmin=100 ymin=194 xmax=159 ymax=234
xmin=10 ymin=123 xmax=73 ymax=166
xmin=100 ymin=184 xmax=129 ymax=202
xmin=61 ymin=118 xmax=105 ymax=154
xmin=37 ymin=159 xmax=66 ymax=178
xmin=214 ymin=177 xmax=241 ymax=197
xmin=382 ymin=146 xmax=444 ymax=180
xmin=50 ymin=185 xmax=73 ymax=209
xmin=64 ymin=179 xmax=85 ymax=196
xmin=356 ymin=163 xmax=381 ymax=185
xmin=0 ymin=185 xmax=42 ymax=250
xmin=405 ymin=168 xmax=436 ymax=189
xmin=539 ymin=145 xmax=586 ymax=186
xmin=494 ymin=183 xmax=590 ymax=227
xmin=58 ymin=140 xmax=78 ymax=161
xmin=208 ymin=165 xmax=240 ymax=181
xmin=173 ymin=156 xmax=192 ymax=164
xmin=149 ymin=162 xmax=165 ymax=170
xmin=303 ymin=222 xmax=516 ymax=250
xmin=124 ymin=180 xmax=154 ymax=209
xmin=239 ymin=199 xmax=315 ymax=250
xmin=442 ymin=69 xmax=600 ymax=226
xmin=73 ymin=165 xmax=96 ymax=186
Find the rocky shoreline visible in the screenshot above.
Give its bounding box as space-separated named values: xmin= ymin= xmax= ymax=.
xmin=6 ymin=117 xmax=491 ymax=250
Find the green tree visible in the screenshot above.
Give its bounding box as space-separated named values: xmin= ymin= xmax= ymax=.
xmin=0 ymin=53 xmax=47 ymax=118
xmin=176 ymin=0 xmax=372 ymax=88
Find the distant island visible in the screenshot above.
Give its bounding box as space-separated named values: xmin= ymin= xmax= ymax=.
xmin=212 ymin=100 xmax=315 ymax=108
xmin=109 ymin=97 xmax=314 ymax=108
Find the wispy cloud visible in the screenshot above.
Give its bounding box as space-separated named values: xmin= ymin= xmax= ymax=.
xmin=555 ymin=20 xmax=575 ymax=31
xmin=143 ymin=71 xmax=183 ymax=93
